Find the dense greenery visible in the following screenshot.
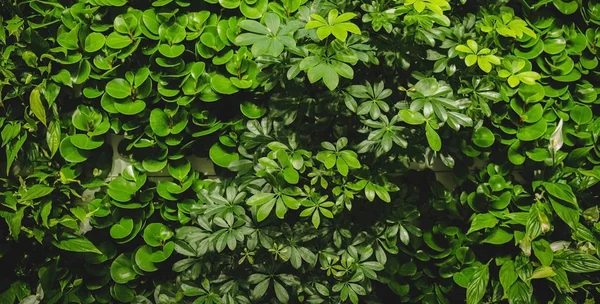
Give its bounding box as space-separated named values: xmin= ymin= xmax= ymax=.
xmin=1 ymin=0 xmax=600 ymax=303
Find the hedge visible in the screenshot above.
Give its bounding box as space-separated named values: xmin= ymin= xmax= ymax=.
xmin=1 ymin=0 xmax=600 ymax=303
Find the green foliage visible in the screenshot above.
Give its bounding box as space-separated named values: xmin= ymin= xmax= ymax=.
xmin=1 ymin=0 xmax=600 ymax=303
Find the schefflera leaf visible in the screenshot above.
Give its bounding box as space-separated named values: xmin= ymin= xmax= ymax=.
xmin=235 ymin=13 xmax=299 ymax=58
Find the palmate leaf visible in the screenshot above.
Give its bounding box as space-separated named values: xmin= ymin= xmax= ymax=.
xmin=235 ymin=13 xmax=298 ymax=57
xmin=305 ymin=9 xmax=360 ymax=41
xmin=302 ymin=59 xmax=354 ymax=90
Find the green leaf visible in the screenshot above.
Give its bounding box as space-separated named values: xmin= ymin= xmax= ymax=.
xmin=548 ymin=196 xmax=579 ymax=230
xmin=311 ymin=209 xmax=321 ymax=228
xmin=70 ymin=134 xmax=103 ymax=150
xmin=240 ymin=101 xmax=267 ymax=119
xmin=40 ymin=202 xmax=51 ymax=228
xmin=111 ymin=254 xmax=137 ymax=284
xmin=516 ymin=119 xmax=547 ymax=141
xmin=72 ymin=59 xmax=91 ymax=85
xmin=110 ymin=217 xmax=134 ymax=239
xmin=544 ymin=183 xmax=579 ymax=230
xmin=143 ymin=158 xmax=167 ymax=172
xmin=472 ymin=127 xmax=494 ymax=148
xmin=252 ymin=279 xmax=270 ymax=299
xmin=283 ymin=166 xmax=299 ymax=184
xmin=482 ymin=227 xmax=513 ymax=244
xmin=499 ymin=261 xmax=517 ymax=295
xmin=107 ymin=176 xmax=137 ymax=202
xmin=106 ymin=32 xmax=132 ymax=49
xmin=168 ymin=159 xmax=191 ymax=181
xmin=239 ymin=20 xmax=269 ymax=34
xmin=210 ymin=74 xmax=239 ymax=94
xmin=0 ymin=281 xmax=29 ymax=304
xmin=19 ymin=185 xmax=53 ymax=201
xmin=467 ymin=40 xmax=478 ymax=53
xmin=399 ymin=109 xmax=426 ymax=125
xmin=339 ymin=151 xmax=360 ymax=168
xmin=414 ymin=78 xmax=439 ymax=96
xmin=158 ymin=44 xmax=185 ymax=58
xmin=57 ymin=25 xmax=80 ymax=50
xmin=247 ymin=193 xmax=276 ymax=206
xmin=532 ymin=239 xmax=553 ymax=267
xmin=465 ymin=54 xmax=478 ymax=66
xmin=507 ymin=75 xmax=520 ymax=87
xmin=508 ymin=140 xmax=525 ymax=165
xmin=467 ymin=213 xmax=499 ymax=234
xmin=543 ymin=182 xmax=577 ymax=205
xmin=84 ymin=33 xmax=106 ymax=53
xmin=508 ymin=281 xmax=532 ymax=304
xmin=455 ymin=45 xmax=472 ymax=54
xmin=6 ymin=134 xmax=27 ymax=174
xmin=143 ymin=223 xmax=173 ymax=247
xmin=114 ymin=99 xmax=146 ymax=115
xmin=257 ymin=200 xmax=275 ymax=221
xmin=114 ymin=14 xmax=137 ymax=34
xmin=570 ymin=105 xmax=593 ymax=125
xmin=488 ymin=175 xmax=505 ymax=191
xmin=453 ymin=267 xmax=476 ymax=288
xmin=555 ymin=250 xmax=600 ymax=273
xmin=106 ymin=78 xmax=132 ymax=99
xmin=134 ymin=67 xmax=151 ymax=88
xmin=150 ymin=241 xmax=174 ymax=262
xmin=43 ymin=82 xmax=61 ymax=106
xmin=553 ymin=0 xmax=578 ymax=15
xmin=478 ymin=57 xmax=494 ymax=72
xmin=4 ymin=209 xmax=24 ymax=240
xmin=220 ymin=0 xmax=241 ymax=9
xmin=150 ymin=109 xmax=171 ymax=137
xmin=544 ymin=37 xmax=566 ymax=54
xmin=29 ymin=87 xmax=46 ymax=126
xmin=273 ymin=280 xmax=289 ymax=303
xmin=113 ymin=284 xmax=135 ymax=302
xmin=525 ymin=203 xmax=547 ymax=242
xmin=522 ymin=103 xmax=543 ymax=123
xmin=52 ymin=237 xmax=102 ymax=254
xmin=209 ymin=143 xmax=239 ymax=168
xmin=135 ymin=245 xmax=158 ymax=272
xmin=322 ymin=65 xmax=339 ymax=90
xmin=518 ymin=83 xmax=545 ymax=103
xmin=46 ymin=120 xmax=61 ymax=158
xmin=335 ymin=157 xmax=349 ymax=176
xmin=530 ymin=266 xmax=556 ymax=279
xmin=425 ymin=123 xmax=441 ymax=151
xmin=466 ymin=263 xmax=489 ymax=304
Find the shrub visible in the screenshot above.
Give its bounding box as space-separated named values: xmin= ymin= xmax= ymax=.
xmin=1 ymin=0 xmax=600 ymax=303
